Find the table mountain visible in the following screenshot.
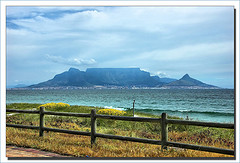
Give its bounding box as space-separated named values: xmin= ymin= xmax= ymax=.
xmin=29 ymin=68 xmax=166 ymax=88
xmin=28 ymin=68 xmax=219 ymax=89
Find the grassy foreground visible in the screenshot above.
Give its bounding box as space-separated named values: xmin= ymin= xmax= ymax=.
xmin=6 ymin=103 xmax=234 ymax=158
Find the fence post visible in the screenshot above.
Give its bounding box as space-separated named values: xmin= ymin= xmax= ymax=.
xmin=161 ymin=113 xmax=168 ymax=150
xmin=91 ymin=109 xmax=97 ymax=145
xmin=133 ymin=100 xmax=135 ymax=117
xmin=39 ymin=106 xmax=45 ymax=137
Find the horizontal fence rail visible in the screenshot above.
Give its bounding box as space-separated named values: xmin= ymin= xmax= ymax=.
xmin=6 ymin=109 xmax=40 ymax=114
xmin=166 ymin=141 xmax=234 ymax=156
xmin=6 ymin=107 xmax=235 ymax=156
xmin=96 ymin=114 xmax=161 ymax=122
xmin=6 ymin=124 xmax=39 ymax=130
xmin=167 ymin=119 xmax=234 ymax=129
xmin=44 ymin=127 xmax=91 ymax=136
xmin=43 ymin=111 xmax=91 ymax=118
xmin=95 ymin=133 xmax=162 ymax=145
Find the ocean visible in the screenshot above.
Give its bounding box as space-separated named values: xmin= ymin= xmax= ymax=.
xmin=6 ymin=89 xmax=234 ymax=123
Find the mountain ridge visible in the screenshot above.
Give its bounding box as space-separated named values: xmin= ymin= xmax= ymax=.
xmin=165 ymin=73 xmax=217 ymax=88
xmin=26 ymin=68 xmax=219 ymax=89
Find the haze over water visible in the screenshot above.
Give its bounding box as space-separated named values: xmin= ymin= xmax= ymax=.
xmin=7 ymin=89 xmax=234 ymax=123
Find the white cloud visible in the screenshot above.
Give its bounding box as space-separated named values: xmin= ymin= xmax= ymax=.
xmin=154 ymin=72 xmax=169 ymax=78
xmin=6 ymin=6 xmax=234 ymax=88
xmin=137 ymin=41 xmax=234 ymax=62
xmin=8 ymin=7 xmax=230 ymax=33
xmin=45 ymin=54 xmax=96 ymax=67
xmin=6 ymin=6 xmax=104 ymax=19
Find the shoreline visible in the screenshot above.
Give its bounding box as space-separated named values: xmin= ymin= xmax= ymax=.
xmin=6 ymin=102 xmax=234 ymax=124
xmin=7 ymin=87 xmax=232 ymax=90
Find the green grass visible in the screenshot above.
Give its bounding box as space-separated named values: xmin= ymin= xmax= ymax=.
xmin=6 ymin=103 xmax=234 ymax=157
xmin=6 ymin=103 xmax=41 ymax=110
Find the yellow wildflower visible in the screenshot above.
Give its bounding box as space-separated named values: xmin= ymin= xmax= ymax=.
xmin=97 ymin=109 xmax=126 ymax=116
xmin=38 ymin=102 xmax=70 ymax=110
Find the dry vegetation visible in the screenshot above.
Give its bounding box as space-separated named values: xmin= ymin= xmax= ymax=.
xmin=6 ymin=103 xmax=234 ymax=158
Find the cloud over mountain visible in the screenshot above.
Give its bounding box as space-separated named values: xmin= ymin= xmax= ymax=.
xmin=45 ymin=54 xmax=96 ymax=67
xmin=6 ymin=6 xmax=234 ymax=88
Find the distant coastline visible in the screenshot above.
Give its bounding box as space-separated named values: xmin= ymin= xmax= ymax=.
xmin=8 ymin=68 xmax=222 ymax=90
xmin=7 ymin=85 xmax=223 ymax=90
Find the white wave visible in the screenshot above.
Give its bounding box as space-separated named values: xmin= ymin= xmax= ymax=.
xmin=178 ymin=109 xmax=191 ymax=112
xmin=104 ymin=106 xmax=125 ymax=111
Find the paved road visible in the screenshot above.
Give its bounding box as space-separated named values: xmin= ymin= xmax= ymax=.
xmin=6 ymin=146 xmax=70 ymax=157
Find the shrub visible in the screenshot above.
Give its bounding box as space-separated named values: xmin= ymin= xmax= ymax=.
xmin=38 ymin=102 xmax=70 ymax=110
xmin=97 ymin=109 xmax=126 ymax=116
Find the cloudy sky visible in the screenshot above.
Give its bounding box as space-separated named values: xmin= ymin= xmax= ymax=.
xmin=6 ymin=6 xmax=234 ymax=88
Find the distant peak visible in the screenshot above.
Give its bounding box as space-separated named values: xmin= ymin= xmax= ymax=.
xmin=183 ymin=74 xmax=190 ymax=77
xmin=181 ymin=74 xmax=191 ymax=79
xmin=68 ymin=68 xmax=80 ymax=72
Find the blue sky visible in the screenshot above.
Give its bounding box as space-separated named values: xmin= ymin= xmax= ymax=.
xmin=6 ymin=6 xmax=234 ymax=88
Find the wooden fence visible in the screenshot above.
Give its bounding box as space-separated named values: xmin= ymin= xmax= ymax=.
xmin=6 ymin=107 xmax=235 ymax=156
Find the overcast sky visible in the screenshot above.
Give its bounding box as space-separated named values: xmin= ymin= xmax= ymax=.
xmin=6 ymin=6 xmax=234 ymax=88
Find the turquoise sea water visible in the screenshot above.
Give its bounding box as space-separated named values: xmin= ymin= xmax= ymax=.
xmin=6 ymin=89 xmax=234 ymax=123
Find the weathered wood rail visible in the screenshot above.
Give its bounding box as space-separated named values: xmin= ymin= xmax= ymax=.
xmin=6 ymin=107 xmax=235 ymax=156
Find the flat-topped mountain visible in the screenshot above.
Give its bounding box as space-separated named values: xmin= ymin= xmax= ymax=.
xmin=29 ymin=68 xmax=167 ymax=88
xmin=85 ymin=68 xmax=163 ymax=87
xmin=27 ymin=68 xmax=219 ymax=89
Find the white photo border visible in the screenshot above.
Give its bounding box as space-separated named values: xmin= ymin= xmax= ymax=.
xmin=1 ymin=1 xmax=239 ymax=163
